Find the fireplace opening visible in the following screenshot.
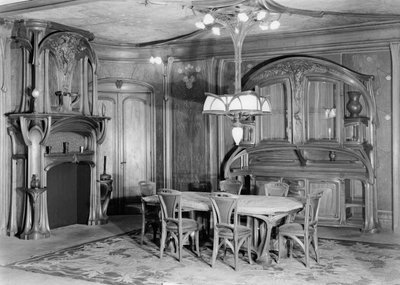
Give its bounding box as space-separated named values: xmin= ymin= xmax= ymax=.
xmin=47 ymin=162 xmax=91 ymax=228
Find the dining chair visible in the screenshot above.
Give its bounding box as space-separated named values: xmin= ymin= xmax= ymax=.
xmin=257 ymin=181 xmax=290 ymax=250
xmin=139 ymin=181 xmax=159 ymax=245
xmin=158 ymin=188 xmax=200 ymax=262
xmin=219 ymin=179 xmax=243 ymax=195
xmin=264 ymin=181 xmax=289 ymax=197
xmin=210 ymin=192 xmax=252 ymax=271
xmin=277 ymin=190 xmax=324 ymax=267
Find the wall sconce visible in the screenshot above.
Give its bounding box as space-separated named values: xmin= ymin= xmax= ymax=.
xmin=149 ymin=56 xmax=163 ymax=65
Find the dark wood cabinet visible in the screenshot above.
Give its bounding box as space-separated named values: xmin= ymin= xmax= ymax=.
xmin=225 ymin=55 xmax=378 ymax=232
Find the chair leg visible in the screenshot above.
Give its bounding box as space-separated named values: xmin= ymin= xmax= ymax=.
xmin=247 ymin=236 xmax=253 ymax=265
xmin=304 ymin=234 xmax=310 ymax=268
xmin=159 ymin=225 xmax=166 ymax=258
xmin=141 ymin=203 xmax=146 ymax=245
xmin=313 ymin=231 xmax=319 ymax=263
xmin=277 ymin=234 xmax=283 ymax=263
xmin=211 ymin=233 xmax=219 ymax=267
xmin=195 ymin=230 xmax=200 ymax=257
xmin=178 ymin=231 xmax=183 ymax=262
xmin=234 ymin=239 xmax=239 ymax=271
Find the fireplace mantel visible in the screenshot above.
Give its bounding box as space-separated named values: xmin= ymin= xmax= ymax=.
xmin=6 ymin=20 xmax=109 ymax=239
xmin=7 ymin=113 xmax=109 ymax=239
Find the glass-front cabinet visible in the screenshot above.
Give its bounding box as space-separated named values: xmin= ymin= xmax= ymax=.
xmin=256 ymin=79 xmax=291 ymax=142
xmin=226 ymin=55 xmax=378 ymax=232
xmin=305 ymin=78 xmax=340 ymax=142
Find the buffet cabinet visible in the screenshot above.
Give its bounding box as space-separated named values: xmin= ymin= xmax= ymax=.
xmin=224 ymin=55 xmax=378 ymax=232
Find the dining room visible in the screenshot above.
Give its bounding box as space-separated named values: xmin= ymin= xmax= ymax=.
xmin=1 ymin=0 xmax=400 ymax=284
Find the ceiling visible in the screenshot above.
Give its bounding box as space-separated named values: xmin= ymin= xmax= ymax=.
xmin=1 ymin=0 xmax=400 ymax=46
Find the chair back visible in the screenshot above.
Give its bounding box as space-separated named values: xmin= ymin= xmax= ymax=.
xmin=139 ymin=181 xmax=156 ymax=196
xmin=304 ymin=190 xmax=324 ymax=229
xmin=264 ymin=181 xmax=289 ymax=197
xmin=219 ymin=179 xmax=243 ymax=195
xmin=158 ymin=189 xmax=182 ymax=222
xmin=210 ymin=192 xmax=238 ymax=228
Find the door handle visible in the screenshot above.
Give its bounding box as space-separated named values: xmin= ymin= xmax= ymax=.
xmin=121 ymin=161 xmax=126 ymax=164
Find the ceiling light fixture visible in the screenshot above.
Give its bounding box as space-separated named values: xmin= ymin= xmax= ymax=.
xmin=195 ymin=4 xmax=276 ymax=145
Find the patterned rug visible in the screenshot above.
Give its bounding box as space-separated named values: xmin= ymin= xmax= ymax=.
xmin=8 ymin=230 xmax=400 ymax=285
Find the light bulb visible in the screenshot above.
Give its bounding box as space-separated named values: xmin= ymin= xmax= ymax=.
xmin=257 ymin=11 xmax=267 ymax=21
xmin=232 ymin=126 xmax=243 ymax=145
xmin=154 ymin=57 xmax=162 ymax=65
xmin=259 ymin=22 xmax=269 ymax=31
xmin=203 ymin=13 xmax=214 ymax=25
xmin=212 ymin=27 xmax=220 ymax=36
xmin=270 ymin=20 xmax=280 ymax=30
xmin=150 ymin=56 xmax=162 ymax=65
xmin=237 ymin=12 xmax=249 ymax=22
xmin=32 ymin=89 xmax=40 ymax=98
xmin=195 ymin=21 xmax=206 ymax=29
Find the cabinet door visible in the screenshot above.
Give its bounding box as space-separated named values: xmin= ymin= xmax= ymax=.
xmin=257 ymin=79 xmax=292 ymax=142
xmin=305 ymin=77 xmax=341 ymax=142
xmin=309 ymin=180 xmax=341 ymax=223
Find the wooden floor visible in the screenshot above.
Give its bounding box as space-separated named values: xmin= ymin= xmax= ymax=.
xmin=0 ymin=214 xmax=399 ymax=285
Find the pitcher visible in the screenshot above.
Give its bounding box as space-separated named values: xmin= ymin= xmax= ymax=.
xmin=55 ymin=91 xmax=80 ymax=112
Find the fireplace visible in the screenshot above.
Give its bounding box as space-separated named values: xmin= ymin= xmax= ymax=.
xmin=6 ymin=21 xmax=109 ymax=239
xmin=47 ymin=162 xmax=91 ymax=228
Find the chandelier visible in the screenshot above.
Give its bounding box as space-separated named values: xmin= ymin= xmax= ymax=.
xmin=195 ymin=3 xmax=278 ymax=145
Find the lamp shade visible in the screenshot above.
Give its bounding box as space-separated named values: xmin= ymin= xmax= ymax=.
xmin=203 ymin=91 xmax=271 ymax=116
xmin=229 ymin=91 xmax=262 ymax=114
xmin=203 ymin=93 xmax=229 ymax=114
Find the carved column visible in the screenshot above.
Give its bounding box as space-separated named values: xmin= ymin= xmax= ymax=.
xmin=163 ymin=57 xmax=174 ymax=188
xmin=390 ymin=42 xmax=400 ymax=233
xmin=0 ymin=21 xmax=13 ymax=236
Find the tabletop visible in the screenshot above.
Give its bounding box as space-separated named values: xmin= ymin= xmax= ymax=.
xmin=142 ymin=192 xmax=303 ymax=216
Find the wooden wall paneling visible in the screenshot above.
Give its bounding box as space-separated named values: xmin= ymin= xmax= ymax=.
xmin=170 ymin=59 xmax=208 ymax=191
xmin=0 ymin=22 xmax=13 ymax=235
xmin=390 ymin=42 xmax=400 ymax=233
xmin=205 ymin=57 xmax=219 ymax=191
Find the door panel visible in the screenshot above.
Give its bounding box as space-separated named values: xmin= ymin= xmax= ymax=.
xmin=121 ymin=93 xmax=151 ymax=203
xmin=97 ymin=79 xmax=154 ymax=214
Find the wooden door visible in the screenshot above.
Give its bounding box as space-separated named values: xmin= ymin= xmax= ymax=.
xmin=97 ymin=79 xmax=155 ymax=214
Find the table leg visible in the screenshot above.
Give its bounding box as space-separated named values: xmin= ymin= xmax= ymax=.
xmin=246 ymin=213 xmax=289 ymax=268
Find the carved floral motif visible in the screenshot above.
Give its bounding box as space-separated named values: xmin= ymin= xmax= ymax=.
xmin=177 ymin=64 xmax=201 ymax=89
xmin=46 ymin=34 xmax=88 ymax=92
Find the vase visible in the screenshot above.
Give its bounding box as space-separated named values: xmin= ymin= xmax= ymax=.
xmin=346 ymin=91 xmax=363 ymax=118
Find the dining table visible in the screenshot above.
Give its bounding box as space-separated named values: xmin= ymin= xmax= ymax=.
xmin=142 ymin=191 xmax=304 ymax=266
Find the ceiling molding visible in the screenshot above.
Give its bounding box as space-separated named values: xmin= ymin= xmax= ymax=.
xmin=0 ymin=0 xmax=101 ymax=16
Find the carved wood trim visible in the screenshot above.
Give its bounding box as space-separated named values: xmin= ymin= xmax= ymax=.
xmin=390 ymin=42 xmax=400 ymax=233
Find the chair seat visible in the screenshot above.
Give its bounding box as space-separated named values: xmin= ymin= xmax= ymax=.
xmin=166 ymin=218 xmax=199 ymax=232
xmin=218 ymin=224 xmax=252 ymax=238
xmin=279 ymin=222 xmax=316 ymax=237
